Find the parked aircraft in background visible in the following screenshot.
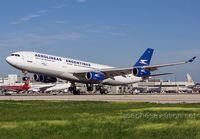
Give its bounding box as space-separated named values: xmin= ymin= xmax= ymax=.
xmin=187 ymin=74 xmax=200 ymax=93
xmin=147 ymin=82 xmax=163 ymax=93
xmin=6 ymin=48 xmax=196 ymax=95
xmin=44 ymin=82 xmax=71 ymax=93
xmin=28 ymin=83 xmax=55 ymax=93
xmin=0 ymin=77 xmax=30 ymax=93
xmin=28 ymin=82 xmax=71 ymax=93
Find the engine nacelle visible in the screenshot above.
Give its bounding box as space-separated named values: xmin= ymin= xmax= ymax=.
xmin=33 ymin=74 xmax=57 ymax=83
xmin=133 ymin=68 xmax=151 ymax=77
xmin=85 ymin=72 xmax=105 ymax=81
xmin=33 ymin=74 xmax=40 ymax=82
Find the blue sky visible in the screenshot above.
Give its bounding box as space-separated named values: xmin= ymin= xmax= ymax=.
xmin=0 ymin=0 xmax=199 ymax=82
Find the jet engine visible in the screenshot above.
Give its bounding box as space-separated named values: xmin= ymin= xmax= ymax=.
xmin=33 ymin=74 xmax=57 ymax=83
xmin=133 ymin=68 xmax=151 ymax=77
xmin=85 ymin=72 xmax=105 ymax=81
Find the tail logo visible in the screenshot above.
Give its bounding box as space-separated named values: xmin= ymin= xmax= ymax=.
xmin=140 ymin=59 xmax=148 ymax=65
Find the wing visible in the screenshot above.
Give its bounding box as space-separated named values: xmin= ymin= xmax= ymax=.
xmin=72 ymin=67 xmax=132 ymax=79
xmin=39 ymin=85 xmax=56 ymax=92
xmin=73 ymin=57 xmax=196 ymax=78
xmin=141 ymin=56 xmax=196 ymax=71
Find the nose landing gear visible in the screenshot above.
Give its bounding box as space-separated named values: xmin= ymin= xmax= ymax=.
xmin=22 ymin=70 xmax=28 ymax=81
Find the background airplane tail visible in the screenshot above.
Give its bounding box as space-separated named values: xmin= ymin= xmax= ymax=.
xmin=134 ymin=48 xmax=154 ymax=67
xmin=24 ymin=77 xmax=31 ymax=87
xmin=187 ymin=74 xmax=193 ymax=85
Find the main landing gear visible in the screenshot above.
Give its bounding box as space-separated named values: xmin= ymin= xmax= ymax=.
xmin=96 ymin=85 xmax=108 ymax=94
xmin=86 ymin=84 xmax=108 ymax=94
xmin=86 ymin=84 xmax=93 ymax=92
xmin=69 ymin=83 xmax=80 ymax=95
xmin=69 ymin=83 xmax=108 ymax=95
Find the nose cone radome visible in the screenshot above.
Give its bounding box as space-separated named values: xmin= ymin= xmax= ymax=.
xmin=6 ymin=56 xmax=16 ymax=66
xmin=6 ymin=56 xmax=11 ymax=64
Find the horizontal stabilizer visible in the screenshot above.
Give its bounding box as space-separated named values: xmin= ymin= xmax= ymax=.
xmin=150 ymin=73 xmax=173 ymax=77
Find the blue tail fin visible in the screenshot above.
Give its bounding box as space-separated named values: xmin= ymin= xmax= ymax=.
xmin=134 ymin=48 xmax=154 ymax=67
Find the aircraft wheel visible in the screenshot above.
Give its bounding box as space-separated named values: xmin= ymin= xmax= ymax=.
xmin=100 ymin=89 xmax=105 ymax=94
xmin=73 ymin=90 xmax=80 ymax=95
xmin=77 ymin=90 xmax=80 ymax=95
xmin=104 ymin=89 xmax=108 ymax=94
xmin=69 ymin=86 xmax=76 ymax=92
xmin=73 ymin=90 xmax=76 ymax=95
xmin=87 ymin=86 xmax=93 ymax=92
xmin=100 ymin=91 xmax=104 ymax=95
xmin=100 ymin=89 xmax=108 ymax=95
xmin=96 ymin=85 xmax=101 ymax=91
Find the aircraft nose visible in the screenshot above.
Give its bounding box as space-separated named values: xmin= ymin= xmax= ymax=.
xmin=6 ymin=56 xmax=11 ymax=64
xmin=6 ymin=56 xmax=15 ymax=65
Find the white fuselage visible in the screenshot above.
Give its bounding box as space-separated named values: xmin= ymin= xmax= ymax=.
xmin=6 ymin=51 xmax=142 ymax=85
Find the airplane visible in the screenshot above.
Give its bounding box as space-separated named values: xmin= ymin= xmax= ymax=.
xmin=0 ymin=77 xmax=30 ymax=94
xmin=187 ymin=73 xmax=200 ymax=93
xmin=5 ymin=48 xmax=196 ymax=95
xmin=28 ymin=83 xmax=56 ymax=93
xmin=147 ymin=82 xmax=163 ymax=93
xmin=28 ymin=82 xmax=71 ymax=93
xmin=44 ymin=82 xmax=71 ymax=93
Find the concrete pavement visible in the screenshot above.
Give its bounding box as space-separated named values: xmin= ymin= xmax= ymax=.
xmin=1 ymin=94 xmax=200 ymax=103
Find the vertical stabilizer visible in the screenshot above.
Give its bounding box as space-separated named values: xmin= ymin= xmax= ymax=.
xmin=134 ymin=48 xmax=154 ymax=67
xmin=187 ymin=74 xmax=193 ymax=85
xmin=24 ymin=77 xmax=31 ymax=87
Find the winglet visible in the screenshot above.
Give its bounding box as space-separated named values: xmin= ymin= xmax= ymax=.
xmin=188 ymin=56 xmax=196 ymax=63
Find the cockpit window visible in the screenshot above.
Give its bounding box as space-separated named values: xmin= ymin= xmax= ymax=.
xmin=11 ymin=54 xmax=20 ymax=57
